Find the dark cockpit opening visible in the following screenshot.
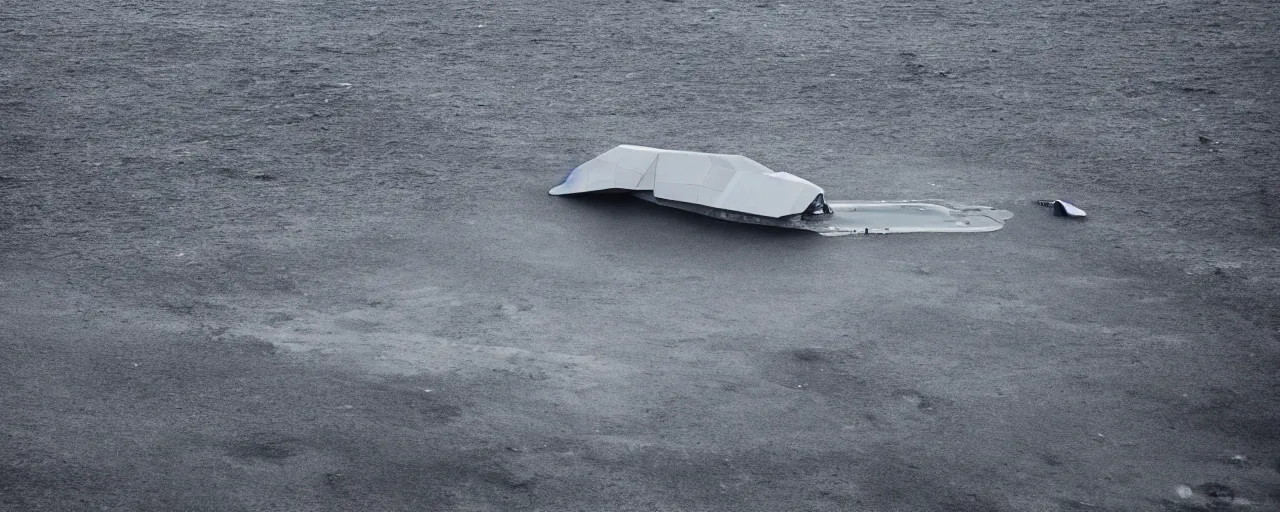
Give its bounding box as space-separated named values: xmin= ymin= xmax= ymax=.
xmin=801 ymin=193 xmax=834 ymax=220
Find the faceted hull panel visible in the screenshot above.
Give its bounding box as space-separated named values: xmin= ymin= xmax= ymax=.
xmin=550 ymin=145 xmax=824 ymax=219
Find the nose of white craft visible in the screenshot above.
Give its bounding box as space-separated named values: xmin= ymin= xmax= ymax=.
xmin=549 ymin=168 xmax=584 ymax=195
xmin=1054 ymin=200 xmax=1087 ymax=217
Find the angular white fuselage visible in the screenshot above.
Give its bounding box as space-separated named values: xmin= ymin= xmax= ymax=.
xmin=549 ymin=145 xmax=825 ymax=219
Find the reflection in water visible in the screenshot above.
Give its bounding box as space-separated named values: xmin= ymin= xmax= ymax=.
xmin=808 ymin=201 xmax=1013 ymax=236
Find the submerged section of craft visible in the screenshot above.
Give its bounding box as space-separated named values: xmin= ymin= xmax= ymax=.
xmin=811 ymin=201 xmax=1012 ymax=236
xmin=631 ymin=193 xmax=1012 ymax=236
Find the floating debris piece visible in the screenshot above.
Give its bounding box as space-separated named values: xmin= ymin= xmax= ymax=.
xmin=1036 ymin=199 xmax=1086 ymax=218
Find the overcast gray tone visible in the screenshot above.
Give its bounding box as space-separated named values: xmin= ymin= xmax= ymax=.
xmin=2 ymin=0 xmax=1278 ymax=510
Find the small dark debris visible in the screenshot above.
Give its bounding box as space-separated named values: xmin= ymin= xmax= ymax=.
xmin=1195 ymin=482 xmax=1235 ymax=501
xmin=252 ymin=173 xmax=276 ymax=181
xmin=1182 ymin=87 xmax=1218 ymax=94
xmin=163 ymin=302 xmax=197 ymax=315
xmin=892 ymin=388 xmax=941 ymax=413
xmin=323 ymin=472 xmax=350 ymax=497
xmin=228 ymin=436 xmax=300 ymax=461
xmin=792 ymin=348 xmax=825 ymax=362
xmin=1198 ymin=136 xmax=1215 ymax=144
xmin=1058 ymin=499 xmax=1106 ymax=510
xmin=1222 ymin=455 xmax=1248 ymax=467
xmin=221 ymin=335 xmax=277 ymax=355
xmin=265 ymin=312 xmax=294 ymax=327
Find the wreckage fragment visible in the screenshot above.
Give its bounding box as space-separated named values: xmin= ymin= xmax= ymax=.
xmin=1035 ymin=199 xmax=1087 ymax=218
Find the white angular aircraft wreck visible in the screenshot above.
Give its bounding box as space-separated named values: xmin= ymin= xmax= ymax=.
xmin=550 ymin=145 xmax=1012 ymax=236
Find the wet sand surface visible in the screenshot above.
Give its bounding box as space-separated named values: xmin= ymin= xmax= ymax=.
xmin=2 ymin=1 xmax=1278 ymax=510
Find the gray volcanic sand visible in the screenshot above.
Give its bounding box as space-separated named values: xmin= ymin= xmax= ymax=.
xmin=2 ymin=0 xmax=1278 ymax=510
